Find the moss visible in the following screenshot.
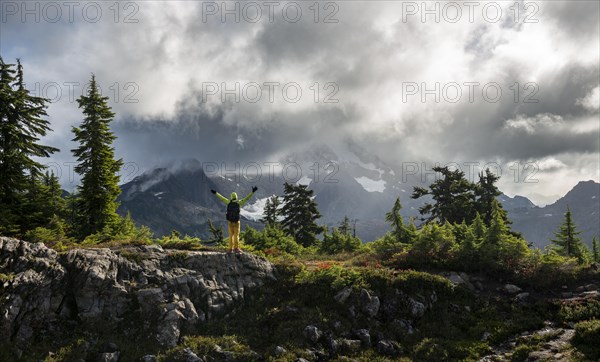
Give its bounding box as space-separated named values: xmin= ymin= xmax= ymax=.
xmin=158 ymin=335 xmax=260 ymax=361
xmin=0 ymin=273 xmax=15 ymax=282
xmin=167 ymin=251 xmax=189 ymax=262
xmin=119 ymin=250 xmax=146 ymax=264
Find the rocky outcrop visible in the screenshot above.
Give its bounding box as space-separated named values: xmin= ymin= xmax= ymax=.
xmin=0 ymin=237 xmax=275 ymax=356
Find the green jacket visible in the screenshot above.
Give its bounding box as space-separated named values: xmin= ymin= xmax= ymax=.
xmin=215 ymin=191 xmax=255 ymax=207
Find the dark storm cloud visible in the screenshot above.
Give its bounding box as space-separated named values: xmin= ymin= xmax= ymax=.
xmin=2 ymin=0 xmax=598 ymax=197
xmin=543 ymin=1 xmax=600 ymax=38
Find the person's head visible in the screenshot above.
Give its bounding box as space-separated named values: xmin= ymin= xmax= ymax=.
xmin=230 ymin=192 xmax=238 ymax=200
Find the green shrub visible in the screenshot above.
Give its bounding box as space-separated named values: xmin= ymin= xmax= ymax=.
xmin=82 ymin=213 xmax=153 ymax=246
xmin=23 ymin=215 xmax=76 ymax=250
xmin=559 ymin=300 xmax=600 ymax=323
xmin=368 ymin=232 xmax=405 ymax=258
xmin=319 ymin=228 xmax=363 ymax=254
xmin=412 ymin=338 xmax=449 ymax=362
xmin=156 ymin=232 xmax=202 ymax=250
xmin=158 ymin=335 xmax=260 ymax=361
xmin=295 ymin=263 xmax=368 ymax=290
xmin=242 ymin=226 xmax=304 ymax=255
xmin=572 ymin=319 xmax=600 ymax=360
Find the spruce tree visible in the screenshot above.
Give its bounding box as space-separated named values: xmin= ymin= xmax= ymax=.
xmin=475 ymin=169 xmax=508 ymax=226
xmin=411 ymin=166 xmax=477 ymax=224
xmin=0 ymin=58 xmax=58 ymax=234
xmin=592 ymin=237 xmax=599 ymax=263
xmin=485 ymin=199 xmax=509 ymax=245
xmin=550 ymin=206 xmax=586 ymax=262
xmin=280 ymin=182 xmax=323 ymax=247
xmin=71 ymin=75 xmax=123 ymax=237
xmin=339 ymin=215 xmax=351 ymax=235
xmin=385 ymin=197 xmax=415 ymax=243
xmin=471 ymin=213 xmax=487 ymax=241
xmin=260 ymin=195 xmax=281 ymax=228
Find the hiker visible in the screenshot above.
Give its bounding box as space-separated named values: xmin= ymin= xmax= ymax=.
xmin=211 ymin=186 xmax=257 ymax=253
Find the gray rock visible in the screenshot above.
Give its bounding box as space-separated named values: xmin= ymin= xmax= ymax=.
xmin=334 ymin=286 xmax=352 ymax=304
xmin=408 ymin=298 xmax=426 ymax=318
xmin=359 ymin=289 xmax=380 ymax=318
xmin=326 ymin=337 xmax=340 ymax=354
xmin=97 ymin=351 xmax=120 ymax=362
xmin=141 ymin=356 xmax=157 ymax=362
xmin=0 ymin=237 xmax=276 ymax=354
xmin=446 ymin=272 xmax=475 ymax=290
xmin=354 ymin=329 xmax=371 ymax=347
xmin=377 ymin=340 xmax=401 ymax=357
xmin=274 ymin=346 xmax=287 ymax=356
xmin=503 ymin=284 xmax=522 ymax=294
xmin=182 ymin=347 xmax=203 ymax=362
xmin=515 ymin=292 xmax=530 ymax=302
xmin=585 ymin=283 xmax=598 ymax=291
xmin=303 ymin=325 xmax=322 ymax=343
xmin=581 ymin=290 xmax=600 ymax=299
xmin=340 ymin=339 xmax=362 ymax=353
xmin=392 ymin=319 xmax=414 ymax=335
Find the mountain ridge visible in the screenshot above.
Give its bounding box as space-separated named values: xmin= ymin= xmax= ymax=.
xmin=116 ymin=159 xmax=599 ymax=248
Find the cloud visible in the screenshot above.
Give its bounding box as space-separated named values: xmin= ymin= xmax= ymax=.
xmin=2 ymin=0 xmax=598 ymax=200
xmin=577 ymin=86 xmax=600 ymax=111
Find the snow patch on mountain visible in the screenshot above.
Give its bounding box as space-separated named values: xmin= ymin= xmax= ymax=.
xmin=354 ymin=176 xmax=386 ymax=193
xmin=240 ymin=197 xmax=269 ymax=221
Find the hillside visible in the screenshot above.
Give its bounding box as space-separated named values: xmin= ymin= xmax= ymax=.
xmin=508 ymin=181 xmax=600 ymax=248
xmin=1 ymin=237 xmax=599 ymax=361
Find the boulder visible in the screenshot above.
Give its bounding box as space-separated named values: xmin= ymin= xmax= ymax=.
xmin=377 ymin=339 xmax=402 ymax=357
xmin=0 ymin=237 xmax=276 ymax=355
xmin=353 ymin=329 xmax=371 ymax=347
xmin=503 ymin=284 xmax=522 ymax=294
xmin=408 ymin=298 xmax=426 ymax=318
xmin=359 ymin=289 xmax=380 ymax=318
xmin=334 ymin=286 xmax=352 ymax=304
xmin=303 ymin=325 xmax=322 ymax=343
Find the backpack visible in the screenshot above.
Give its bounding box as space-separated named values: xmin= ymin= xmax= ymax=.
xmin=226 ymin=200 xmax=240 ymax=222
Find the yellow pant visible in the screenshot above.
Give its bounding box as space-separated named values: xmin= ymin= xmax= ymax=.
xmin=227 ymin=221 xmax=241 ymax=250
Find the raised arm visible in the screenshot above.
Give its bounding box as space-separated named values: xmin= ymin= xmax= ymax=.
xmin=212 ymin=190 xmax=230 ymax=205
xmin=238 ymin=186 xmax=258 ymax=206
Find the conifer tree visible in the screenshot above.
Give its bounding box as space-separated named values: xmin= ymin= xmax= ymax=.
xmin=411 ymin=166 xmax=477 ymax=224
xmin=485 ymin=199 xmax=509 ymax=245
xmin=280 ymin=182 xmax=323 ymax=247
xmin=260 ymin=195 xmax=281 ymax=228
xmin=339 ymin=216 xmax=351 ymax=235
xmin=71 ymin=75 xmax=123 ymax=237
xmin=470 ymin=213 xmax=487 ymax=243
xmin=385 ymin=197 xmax=415 ymax=243
xmin=0 ymin=58 xmax=58 ymax=234
xmin=475 ymin=169 xmax=508 ymax=226
xmin=550 ymin=206 xmax=586 ymax=262
xmin=592 ymin=237 xmax=599 ymax=263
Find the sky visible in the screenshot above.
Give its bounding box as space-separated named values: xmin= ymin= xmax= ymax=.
xmin=1 ymin=0 xmax=599 ymax=205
